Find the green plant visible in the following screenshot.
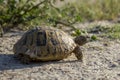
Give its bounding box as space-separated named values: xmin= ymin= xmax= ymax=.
xmin=72 ymin=29 xmax=82 ymax=36
xmin=0 ymin=0 xmax=120 ymax=37
xmin=0 ymin=1 xmax=64 ymax=32
xmin=70 ymin=0 xmax=120 ymax=21
xmin=91 ymin=35 xmax=97 ymax=41
xmin=72 ymin=29 xmax=87 ymax=37
xmin=0 ymin=0 xmax=50 ymax=31
xmin=107 ymin=24 xmax=120 ymax=39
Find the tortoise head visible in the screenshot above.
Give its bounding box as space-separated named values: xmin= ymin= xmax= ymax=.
xmin=74 ymin=35 xmax=87 ymax=46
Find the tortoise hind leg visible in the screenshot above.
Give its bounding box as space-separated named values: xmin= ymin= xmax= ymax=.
xmin=20 ymin=54 xmax=31 ymax=64
xmin=73 ymin=46 xmax=83 ymax=62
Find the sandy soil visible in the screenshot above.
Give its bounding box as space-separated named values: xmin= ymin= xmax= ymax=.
xmin=0 ymin=21 xmax=120 ymax=80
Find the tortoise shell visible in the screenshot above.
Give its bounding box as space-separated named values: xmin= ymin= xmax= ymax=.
xmin=13 ymin=27 xmax=76 ymax=61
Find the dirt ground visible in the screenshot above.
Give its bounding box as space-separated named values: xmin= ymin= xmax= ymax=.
xmin=0 ymin=21 xmax=120 ymax=80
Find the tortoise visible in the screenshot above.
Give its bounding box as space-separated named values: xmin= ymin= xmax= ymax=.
xmin=13 ymin=26 xmax=87 ymax=64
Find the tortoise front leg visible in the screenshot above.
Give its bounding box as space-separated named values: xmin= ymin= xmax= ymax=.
xmin=73 ymin=46 xmax=83 ymax=62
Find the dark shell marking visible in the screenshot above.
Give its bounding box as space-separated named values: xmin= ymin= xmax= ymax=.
xmin=13 ymin=27 xmax=76 ymax=61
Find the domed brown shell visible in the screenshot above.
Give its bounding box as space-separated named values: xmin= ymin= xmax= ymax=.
xmin=13 ymin=27 xmax=76 ymax=61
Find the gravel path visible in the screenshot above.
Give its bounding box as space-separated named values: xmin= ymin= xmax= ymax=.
xmin=0 ymin=21 xmax=120 ymax=80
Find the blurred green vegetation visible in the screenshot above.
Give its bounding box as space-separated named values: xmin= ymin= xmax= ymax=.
xmin=89 ymin=24 xmax=120 ymax=39
xmin=107 ymin=24 xmax=120 ymax=39
xmin=73 ymin=0 xmax=120 ymax=21
xmin=0 ymin=0 xmax=120 ymax=36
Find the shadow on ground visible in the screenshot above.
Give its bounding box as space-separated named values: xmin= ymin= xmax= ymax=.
xmin=0 ymin=53 xmax=80 ymax=71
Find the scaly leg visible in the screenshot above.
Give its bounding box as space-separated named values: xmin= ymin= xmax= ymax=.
xmin=73 ymin=46 xmax=83 ymax=62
